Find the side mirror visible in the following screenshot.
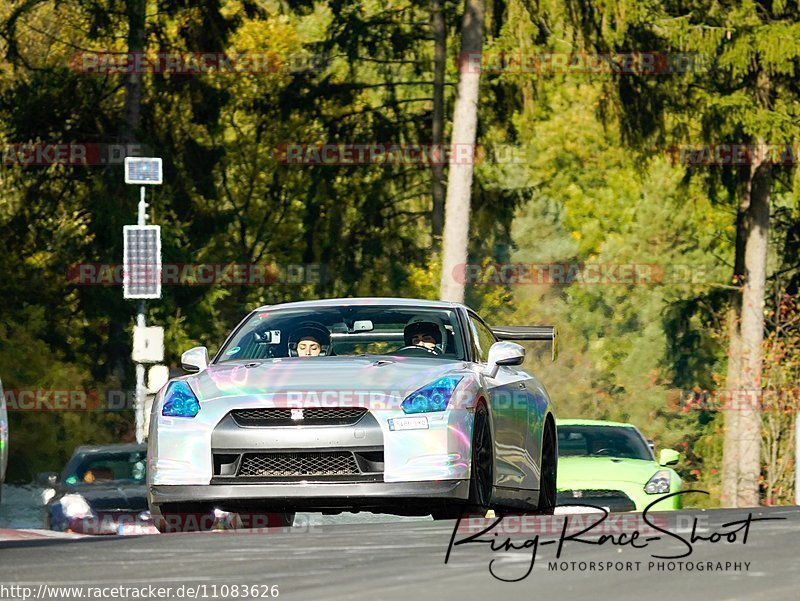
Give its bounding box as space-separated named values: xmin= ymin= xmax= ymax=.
xmin=181 ymin=346 xmax=209 ymax=373
xmin=36 ymin=471 xmax=58 ymax=487
xmin=483 ymin=341 xmax=525 ymax=378
xmin=659 ymin=449 xmax=680 ymax=466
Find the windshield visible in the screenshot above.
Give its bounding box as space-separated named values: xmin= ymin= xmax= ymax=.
xmin=62 ymin=450 xmax=147 ymax=485
xmin=217 ymin=305 xmax=466 ymax=362
xmin=557 ymin=425 xmax=653 ymax=461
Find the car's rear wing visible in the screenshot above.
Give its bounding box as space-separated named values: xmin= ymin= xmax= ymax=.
xmin=491 ymin=325 xmax=558 ymax=361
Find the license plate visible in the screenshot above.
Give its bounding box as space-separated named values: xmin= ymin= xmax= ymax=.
xmin=388 ymin=417 xmax=429 ymax=431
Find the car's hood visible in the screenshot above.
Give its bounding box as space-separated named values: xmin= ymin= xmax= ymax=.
xmin=61 ymin=482 xmax=148 ymax=512
xmin=557 ymin=456 xmax=662 ymax=487
xmin=190 ymin=356 xmax=471 ymax=403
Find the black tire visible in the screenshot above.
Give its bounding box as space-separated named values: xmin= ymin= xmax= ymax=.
xmin=465 ymin=402 xmax=494 ymax=513
xmin=536 ymin=419 xmax=557 ymax=514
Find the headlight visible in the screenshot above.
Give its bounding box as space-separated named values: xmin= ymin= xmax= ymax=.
xmin=60 ymin=494 xmax=93 ymax=519
xmin=401 ymin=376 xmax=463 ymax=414
xmin=644 ymin=470 xmax=672 ymax=494
xmin=41 ymin=488 xmax=57 ymax=505
xmin=162 ymin=381 xmax=201 ymax=418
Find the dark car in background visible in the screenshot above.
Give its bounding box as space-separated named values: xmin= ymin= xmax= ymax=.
xmin=40 ymin=443 xmax=156 ymax=535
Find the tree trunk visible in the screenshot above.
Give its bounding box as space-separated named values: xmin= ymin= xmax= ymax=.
xmin=439 ymin=0 xmax=485 ymax=302
xmin=737 ymin=141 xmax=771 ymax=507
xmin=721 ymin=174 xmax=750 ymax=508
xmin=122 ymin=0 xmax=146 ymax=141
xmin=430 ymin=0 xmax=447 ymax=241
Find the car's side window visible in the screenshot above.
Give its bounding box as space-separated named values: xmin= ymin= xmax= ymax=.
xmin=468 ymin=314 xmax=496 ymax=363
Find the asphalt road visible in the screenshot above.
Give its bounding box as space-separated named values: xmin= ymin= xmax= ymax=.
xmin=1 ymin=507 xmax=798 ymax=601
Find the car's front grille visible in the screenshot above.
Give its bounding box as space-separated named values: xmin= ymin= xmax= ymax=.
xmin=231 ymin=408 xmax=368 ymax=427
xmin=557 ymin=490 xmax=636 ymax=512
xmin=237 ymin=451 xmax=361 ymax=477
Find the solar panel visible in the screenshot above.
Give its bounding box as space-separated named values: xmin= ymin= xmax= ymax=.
xmin=124 ymin=157 xmax=163 ymax=185
xmin=123 ymin=225 xmax=162 ymax=299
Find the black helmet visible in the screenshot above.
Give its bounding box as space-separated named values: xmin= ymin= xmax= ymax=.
xmin=288 ymin=322 xmax=331 ymax=357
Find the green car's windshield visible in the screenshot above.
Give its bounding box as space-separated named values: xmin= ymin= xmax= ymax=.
xmin=558 ymin=425 xmax=653 ymax=461
xmin=216 ymin=305 xmax=466 ymax=362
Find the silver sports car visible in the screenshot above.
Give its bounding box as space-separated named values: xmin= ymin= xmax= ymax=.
xmin=147 ymin=298 xmax=557 ymax=531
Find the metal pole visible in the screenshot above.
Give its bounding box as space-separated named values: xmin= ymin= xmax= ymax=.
xmin=135 ymin=361 xmax=145 ymax=443
xmin=135 ymin=185 xmax=147 ymax=443
xmin=138 ymin=185 xmax=147 ymax=224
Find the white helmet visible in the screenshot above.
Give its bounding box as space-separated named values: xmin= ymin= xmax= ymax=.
xmin=403 ymin=315 xmax=447 ymax=353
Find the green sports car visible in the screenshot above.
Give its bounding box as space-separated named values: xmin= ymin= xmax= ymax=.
xmin=557 ymin=419 xmax=682 ymax=512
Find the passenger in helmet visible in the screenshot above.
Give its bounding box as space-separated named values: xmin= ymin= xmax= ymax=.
xmin=288 ymin=323 xmax=331 ymax=357
xmin=297 ymin=335 xmax=322 ymax=357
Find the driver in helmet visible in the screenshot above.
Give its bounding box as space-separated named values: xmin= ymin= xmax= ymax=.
xmin=403 ymin=316 xmax=446 ymax=354
xmin=288 ymin=322 xmax=331 ymax=357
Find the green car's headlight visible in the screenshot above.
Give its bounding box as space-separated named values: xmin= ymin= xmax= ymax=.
xmin=644 ymin=470 xmax=672 ymax=494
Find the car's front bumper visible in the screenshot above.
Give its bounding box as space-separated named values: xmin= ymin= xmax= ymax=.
xmin=150 ymin=479 xmax=470 ymax=512
xmin=148 ymin=396 xmax=475 ymax=486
